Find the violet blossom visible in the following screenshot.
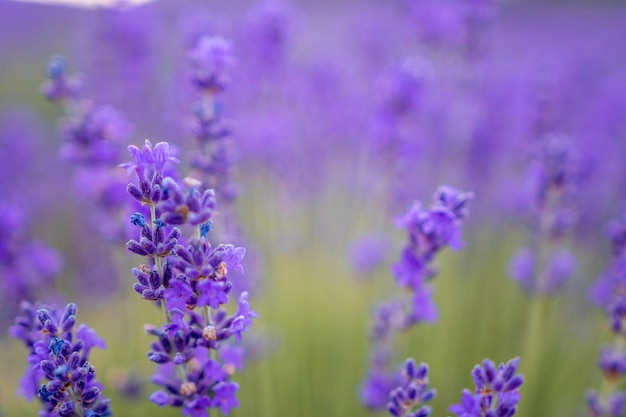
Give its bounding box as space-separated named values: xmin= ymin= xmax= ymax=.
xmin=123 ymin=140 xmax=256 ymax=416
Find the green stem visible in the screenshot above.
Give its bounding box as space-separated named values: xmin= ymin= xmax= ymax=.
xmin=150 ymin=204 xmax=170 ymax=324
xmin=521 ymin=296 xmax=552 ymax=415
xmin=177 ymin=364 xmax=187 ymax=382
xmin=67 ymin=387 xmax=84 ymax=416
xmin=203 ymin=306 xmax=212 ymax=326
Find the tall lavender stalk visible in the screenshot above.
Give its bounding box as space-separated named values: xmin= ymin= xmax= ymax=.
xmin=122 ymin=140 xmax=257 ymax=415
xmin=586 ymin=214 xmax=626 ymax=417
xmin=360 ymin=186 xmax=473 ymax=411
xmin=508 ymin=135 xmax=583 ymax=410
xmin=42 ymin=55 xmax=132 ymax=242
xmin=185 ymin=35 xmax=259 ymax=293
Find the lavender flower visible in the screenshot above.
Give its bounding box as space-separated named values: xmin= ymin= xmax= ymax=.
xmin=123 ymin=141 xmax=256 ymax=415
xmin=386 ymin=359 xmax=435 ymax=417
xmin=586 ymin=390 xmax=626 ymax=417
xmin=185 ymin=36 xmax=238 ymax=207
xmin=241 ymin=0 xmax=295 ymax=72
xmin=43 ymin=55 xmax=136 ymax=248
xmin=361 ymin=186 xmax=473 ymax=410
xmin=509 ymin=135 xmax=583 ymax=296
xmin=41 ymin=55 xmax=82 ymax=102
xmin=348 ymin=233 xmax=391 ymax=278
xmin=188 ymin=36 xmax=235 ymax=94
xmin=10 ymin=302 xmax=112 ymax=416
xmin=184 ymin=34 xmax=259 ymax=295
xmin=586 ymin=212 xmax=626 ymax=416
xmin=449 ymin=358 xmax=524 ymax=417
xmin=392 ymin=185 xmax=473 ymax=326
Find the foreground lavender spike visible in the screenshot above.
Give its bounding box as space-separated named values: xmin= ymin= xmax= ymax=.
xmin=10 ymin=302 xmax=112 ymax=416
xmin=449 ymin=357 xmax=524 ymax=417
xmin=586 ymin=213 xmax=626 ymax=416
xmin=360 ymin=185 xmax=473 ymax=410
xmin=122 ymin=140 xmax=256 ymax=416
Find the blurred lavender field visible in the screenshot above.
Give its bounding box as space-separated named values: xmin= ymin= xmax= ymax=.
xmin=1 ymin=1 xmax=626 ymax=416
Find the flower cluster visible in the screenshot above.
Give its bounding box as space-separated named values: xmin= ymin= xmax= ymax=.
xmin=586 ymin=213 xmax=626 ymax=416
xmin=42 ymin=56 xmax=132 ymax=243
xmin=392 ymin=185 xmax=474 ymax=326
xmin=10 ymin=302 xmax=111 ymax=417
xmin=42 ymin=56 xmax=129 ymax=166
xmin=41 ymin=56 xmax=82 ymax=102
xmin=184 ymin=35 xmax=260 ymax=295
xmin=386 ymin=359 xmax=435 ymax=417
xmin=509 ymin=136 xmax=583 ymax=296
xmin=449 ymin=358 xmax=524 ymax=417
xmin=360 ymin=186 xmax=473 ymax=410
xmin=123 ymin=140 xmax=256 ymax=416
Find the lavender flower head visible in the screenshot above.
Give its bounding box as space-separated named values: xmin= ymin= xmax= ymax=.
xmin=361 ymin=186 xmax=473 ymax=411
xmin=123 ymin=140 xmax=256 ymax=415
xmin=241 ymin=0 xmax=295 ymax=71
xmin=121 ymin=139 xmax=179 ymax=207
xmin=348 ymin=233 xmax=391 ymax=277
xmin=10 ymin=302 xmax=111 ymax=416
xmin=386 ymin=359 xmax=435 ymax=417
xmin=586 ymin=212 xmax=626 ymax=416
xmin=41 ymin=55 xmax=82 ymax=102
xmin=43 ymin=56 xmax=130 ymax=166
xmin=509 ymin=136 xmax=583 ymax=296
xmin=188 ymin=36 xmax=236 ymax=94
xmin=392 ymin=185 xmax=473 ymax=325
xmin=449 ymin=358 xmax=524 ymax=417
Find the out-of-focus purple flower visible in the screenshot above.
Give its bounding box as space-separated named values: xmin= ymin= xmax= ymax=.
xmin=510 ymin=135 xmax=583 ymax=297
xmin=391 ymin=186 xmax=473 ymax=314
xmin=598 ymin=346 xmax=626 ymax=381
xmin=607 ymin=214 xmax=626 ymax=258
xmin=361 ymin=368 xmax=403 ymax=410
xmin=361 ymin=186 xmax=472 ymax=411
xmin=210 ymin=382 xmax=239 ymax=414
xmin=348 ymin=234 xmax=390 ymax=277
xmin=59 ymin=101 xmax=130 ymax=166
xmin=509 ymin=247 xmax=535 ymax=293
xmin=586 ymin=389 xmax=626 ymax=417
xmin=241 ymin=0 xmax=295 ymax=72
xmin=188 ymin=36 xmax=235 ymax=93
xmin=41 ymin=55 xmax=82 ymax=101
xmin=587 ymin=211 xmax=626 ymax=416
